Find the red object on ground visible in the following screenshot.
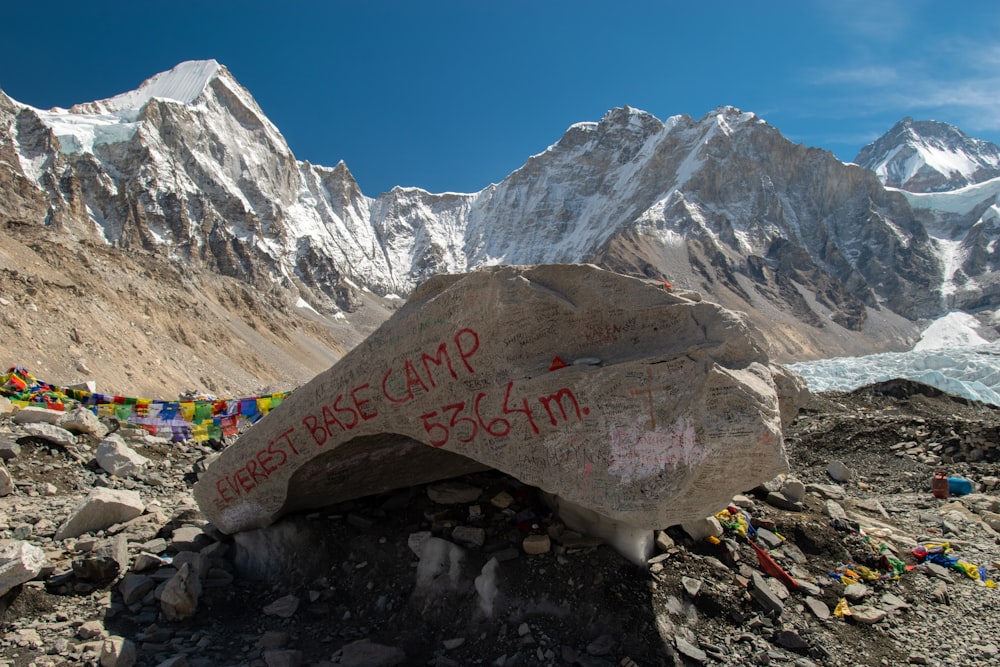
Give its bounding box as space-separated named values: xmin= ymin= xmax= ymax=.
xmin=751 ymin=540 xmax=799 ymax=591
xmin=932 ymin=470 xmax=949 ymax=499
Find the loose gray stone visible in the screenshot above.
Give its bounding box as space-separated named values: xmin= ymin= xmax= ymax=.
xmin=0 ymin=540 xmax=47 ymax=596
xmin=0 ymin=461 xmax=12 ymax=496
xmin=682 ymin=516 xmax=724 ymax=542
xmin=675 ymin=635 xmax=707 ymax=663
xmin=13 ymin=406 xmax=65 ymax=425
xmin=160 ymin=562 xmax=202 ymax=621
xmin=170 ymin=525 xmax=210 ymax=552
xmin=796 ymin=579 xmax=822 ymax=597
xmin=805 ymin=483 xmax=845 ymax=500
xmin=827 ymin=460 xmax=853 ymax=483
xmin=682 ymin=576 xmax=703 ymax=598
xmin=427 ymin=481 xmax=482 ymax=504
xmin=451 ymin=525 xmax=486 ymax=547
xmin=99 ymin=635 xmax=137 ymax=667
xmin=823 ymin=500 xmax=849 ymax=523
xmin=57 ymin=406 xmax=108 ymax=437
xmin=54 ymin=488 xmax=145 ymax=540
xmin=263 ymin=593 xmax=300 ymax=618
xmin=780 ymin=477 xmax=806 ymax=502
xmin=925 ymin=562 xmax=953 ymax=580
xmin=586 ymin=634 xmax=616 ymax=656
xmin=0 ymin=438 xmax=19 ymax=460
xmin=72 ymin=533 xmax=129 ymax=581
xmin=96 ymin=434 xmax=150 ymax=477
xmin=263 ymin=649 xmax=303 ymax=667
xmin=522 ymin=534 xmax=551 ymax=555
xmin=749 ymin=572 xmax=784 ymax=616
xmin=805 ymin=596 xmax=830 ymax=620
xmin=775 ymin=630 xmax=810 ymax=650
xmin=843 ymin=582 xmax=869 ymax=602
xmin=849 ymin=605 xmax=887 ymax=624
xmin=755 ymin=527 xmax=783 ymax=549
xmin=765 ymin=491 xmax=803 ymax=511
xmin=880 ymin=592 xmax=911 ymax=612
xmin=19 ymin=421 xmax=77 ymax=447
xmin=338 ymin=638 xmax=406 ymax=667
xmin=77 ymin=620 xmax=106 ymax=640
xmin=119 ymin=573 xmax=156 ymax=605
xmin=258 ymin=631 xmax=291 ymax=649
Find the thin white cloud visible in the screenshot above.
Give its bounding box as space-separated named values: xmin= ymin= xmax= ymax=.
xmin=813 ymin=0 xmax=923 ymax=41
xmin=805 ymin=38 xmax=1000 ymax=134
xmin=812 ymin=66 xmax=900 ymax=87
xmin=797 ymin=0 xmax=1000 ymax=136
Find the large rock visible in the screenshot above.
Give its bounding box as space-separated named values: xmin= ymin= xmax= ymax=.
xmin=72 ymin=534 xmax=130 ymax=581
xmin=55 ymin=488 xmax=145 ymax=540
xmin=18 ymin=422 xmax=77 ymax=447
xmin=0 ymin=540 xmax=48 ymax=596
xmin=194 ymin=265 xmax=794 ymax=534
xmin=160 ymin=562 xmax=202 ymax=621
xmin=12 ymin=406 xmax=64 ymax=425
xmin=96 ymin=434 xmax=151 ymax=478
xmin=58 ymin=406 xmax=109 ymax=438
xmin=0 ymin=461 xmax=12 ymax=497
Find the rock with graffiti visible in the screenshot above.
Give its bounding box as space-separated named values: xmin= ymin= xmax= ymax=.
xmin=193 ymin=264 xmax=802 ymax=536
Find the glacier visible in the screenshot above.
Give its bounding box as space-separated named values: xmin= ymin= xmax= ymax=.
xmin=787 ymin=312 xmax=1000 ymax=406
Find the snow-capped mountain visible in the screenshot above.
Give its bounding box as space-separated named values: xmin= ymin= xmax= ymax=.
xmin=853 ymin=119 xmax=1000 ymax=314
xmin=3 ymin=59 xmax=1000 ymax=386
xmin=854 ymin=117 xmax=1000 ymax=193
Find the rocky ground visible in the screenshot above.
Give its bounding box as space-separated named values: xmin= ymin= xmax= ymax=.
xmin=2 ymin=379 xmax=1000 ymax=667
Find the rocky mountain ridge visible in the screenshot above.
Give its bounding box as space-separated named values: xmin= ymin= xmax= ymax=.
xmin=3 ymin=60 xmax=1000 ymax=397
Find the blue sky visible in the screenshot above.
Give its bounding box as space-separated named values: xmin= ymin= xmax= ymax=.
xmin=2 ymin=1 xmax=999 ymax=195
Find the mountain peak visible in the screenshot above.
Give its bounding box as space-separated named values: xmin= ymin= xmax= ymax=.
xmin=855 ymin=117 xmax=1000 ymax=192
xmin=70 ymin=60 xmax=223 ymax=115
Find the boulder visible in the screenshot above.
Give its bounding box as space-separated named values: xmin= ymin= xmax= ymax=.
xmin=160 ymin=562 xmax=202 ymax=621
xmin=12 ymin=405 xmax=64 ymax=425
xmin=194 ymin=265 xmax=794 ymax=536
xmin=55 ymin=488 xmax=145 ymax=540
xmin=338 ymin=639 xmax=406 ymax=667
xmin=18 ymin=422 xmax=77 ymax=447
xmin=96 ymin=434 xmax=151 ymax=477
xmin=58 ymin=406 xmax=109 ymax=438
xmin=72 ymin=534 xmax=129 ymax=581
xmin=0 ymin=461 xmax=12 ymax=497
xmin=0 ymin=540 xmax=47 ymax=596
xmin=0 ymin=438 xmax=20 ymax=460
xmin=100 ymin=635 xmax=137 ymax=667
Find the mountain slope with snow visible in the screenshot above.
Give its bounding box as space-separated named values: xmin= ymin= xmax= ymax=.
xmin=855 ymin=117 xmax=1000 ymax=193
xmin=4 ymin=60 xmax=1000 ymax=380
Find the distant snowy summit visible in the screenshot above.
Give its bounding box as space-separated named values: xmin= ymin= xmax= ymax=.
xmin=855 ymin=117 xmax=1000 ymax=193
xmin=69 ymin=60 xmax=223 ymax=114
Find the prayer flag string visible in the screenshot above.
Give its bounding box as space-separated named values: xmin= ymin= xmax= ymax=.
xmin=1 ymin=366 xmax=294 ymax=442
